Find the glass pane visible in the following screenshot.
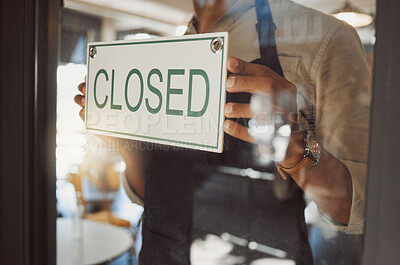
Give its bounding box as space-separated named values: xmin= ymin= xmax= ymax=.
xmin=57 ymin=0 xmax=375 ymax=264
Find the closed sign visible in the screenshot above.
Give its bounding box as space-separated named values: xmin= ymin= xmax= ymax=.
xmin=85 ymin=32 xmax=228 ymax=153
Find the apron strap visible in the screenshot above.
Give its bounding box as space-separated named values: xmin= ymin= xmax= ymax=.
xmin=255 ymin=0 xmax=284 ymax=77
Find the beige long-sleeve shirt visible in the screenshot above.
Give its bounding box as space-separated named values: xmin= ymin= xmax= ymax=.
xmin=123 ymin=0 xmax=371 ymax=234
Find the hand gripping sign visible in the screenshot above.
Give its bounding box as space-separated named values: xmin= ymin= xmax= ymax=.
xmin=85 ymin=33 xmax=228 ymax=153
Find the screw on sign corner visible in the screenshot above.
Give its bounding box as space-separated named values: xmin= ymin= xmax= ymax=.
xmin=89 ymin=46 xmax=97 ymax=58
xmin=210 ymin=37 xmax=223 ymax=53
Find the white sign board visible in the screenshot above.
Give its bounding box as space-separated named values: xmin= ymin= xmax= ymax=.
xmin=86 ymin=32 xmax=228 ymax=153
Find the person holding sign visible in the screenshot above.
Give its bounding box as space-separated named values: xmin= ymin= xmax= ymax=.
xmin=74 ymin=0 xmax=370 ymax=264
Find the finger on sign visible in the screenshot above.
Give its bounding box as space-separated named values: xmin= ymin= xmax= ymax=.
xmin=79 ymin=108 xmax=85 ymax=121
xmin=226 ymin=75 xmax=275 ymax=95
xmin=74 ymin=94 xmax=85 ymax=107
xmin=223 ymin=120 xmax=256 ymax=144
xmin=78 ymin=82 xmax=86 ymax=94
xmin=227 ymin=56 xmax=272 ymax=77
xmin=225 ymin=103 xmax=254 ymax=118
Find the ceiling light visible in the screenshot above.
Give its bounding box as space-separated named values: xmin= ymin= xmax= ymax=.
xmin=332 ymin=1 xmax=373 ymax=28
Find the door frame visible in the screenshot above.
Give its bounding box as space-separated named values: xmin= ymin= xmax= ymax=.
xmin=2 ymin=0 xmax=400 ymax=264
xmin=0 ymin=0 xmax=59 ymax=264
xmin=362 ymin=0 xmax=400 ymax=264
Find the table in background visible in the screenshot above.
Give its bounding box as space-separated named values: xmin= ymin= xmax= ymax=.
xmin=57 ymin=218 xmax=133 ymax=265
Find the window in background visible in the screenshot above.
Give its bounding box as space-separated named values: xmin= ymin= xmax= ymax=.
xmin=55 ymin=2 xmax=191 ymax=263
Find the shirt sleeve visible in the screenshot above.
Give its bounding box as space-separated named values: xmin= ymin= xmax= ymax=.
xmin=314 ymin=22 xmax=371 ymax=234
xmin=122 ymin=173 xmax=144 ymax=207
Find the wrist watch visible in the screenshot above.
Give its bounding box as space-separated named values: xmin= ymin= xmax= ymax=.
xmin=275 ymin=132 xmax=322 ymax=180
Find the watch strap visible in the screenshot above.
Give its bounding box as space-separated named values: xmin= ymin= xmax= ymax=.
xmin=275 ymin=156 xmax=316 ymax=180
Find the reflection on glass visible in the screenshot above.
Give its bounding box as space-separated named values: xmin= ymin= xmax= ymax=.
xmin=58 ymin=0 xmax=375 ymax=264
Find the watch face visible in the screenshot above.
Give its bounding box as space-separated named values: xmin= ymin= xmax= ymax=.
xmin=307 ymin=134 xmax=321 ymax=160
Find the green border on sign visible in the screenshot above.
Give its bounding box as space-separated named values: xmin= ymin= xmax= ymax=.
xmin=86 ymin=36 xmax=226 ymax=150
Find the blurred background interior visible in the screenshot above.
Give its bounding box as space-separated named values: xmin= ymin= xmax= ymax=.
xmin=56 ymin=0 xmax=376 ymax=264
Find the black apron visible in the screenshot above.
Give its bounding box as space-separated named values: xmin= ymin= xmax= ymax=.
xmin=139 ymin=1 xmax=313 ymax=264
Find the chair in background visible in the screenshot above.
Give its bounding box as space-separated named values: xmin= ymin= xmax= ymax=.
xmin=68 ymin=159 xmax=131 ymax=228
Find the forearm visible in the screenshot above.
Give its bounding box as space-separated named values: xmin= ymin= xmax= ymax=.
xmin=106 ymin=137 xmax=145 ymax=199
xmin=282 ymin=134 xmax=353 ymax=224
xmin=119 ymin=143 xmax=145 ymax=199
